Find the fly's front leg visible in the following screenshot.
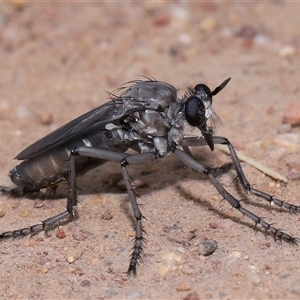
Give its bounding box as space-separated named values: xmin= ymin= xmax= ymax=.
xmin=173 ymin=148 xmax=298 ymax=244
xmin=183 ymin=136 xmax=300 ymax=214
xmin=182 ymin=140 xmax=233 ymax=177
xmin=212 ymin=136 xmax=300 ymax=213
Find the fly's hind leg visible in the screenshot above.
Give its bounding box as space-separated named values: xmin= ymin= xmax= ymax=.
xmin=0 ymin=148 xmax=128 ymax=240
xmin=0 ymin=153 xmax=79 ymax=239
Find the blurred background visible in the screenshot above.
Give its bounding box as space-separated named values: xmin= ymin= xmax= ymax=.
xmin=1 ymin=2 xmax=299 ymax=144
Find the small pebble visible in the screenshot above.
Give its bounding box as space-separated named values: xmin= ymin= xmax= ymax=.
xmin=20 ymin=209 xmax=30 ymax=218
xmin=198 ymin=240 xmax=218 ymax=256
xmin=183 ymin=291 xmax=200 ymax=300
xmin=80 ymin=280 xmax=91 ymax=287
xmin=181 ymin=267 xmax=193 ymax=275
xmin=11 ymin=0 xmax=27 ymax=10
xmin=227 ymin=251 xmax=242 ymax=265
xmin=37 ymin=267 xmax=48 ymax=274
xmin=158 ymin=253 xmax=182 ymax=275
xmin=73 ymin=268 xmax=84 ymax=276
xmin=101 ymin=209 xmax=114 ymax=220
xmin=67 ymin=256 xmax=75 ymax=263
xmin=39 ymin=113 xmax=53 ymax=125
xmin=176 ymin=246 xmax=186 ymax=254
xmin=266 ymin=106 xmax=275 ymax=115
xmin=66 ymin=248 xmax=83 ymax=263
xmin=33 ymin=200 xmax=45 ymax=208
xmin=127 ymin=230 xmax=135 ymax=238
xmin=279 ymin=45 xmax=296 ymax=58
xmin=209 ymin=222 xmax=218 ymax=229
xmin=0 ymin=208 xmax=5 ymax=218
xmin=229 ymin=251 xmax=242 ymax=259
xmin=282 ymin=102 xmax=300 ymax=127
xmin=269 ymin=181 xmax=276 ymax=188
xmin=56 ymin=228 xmax=66 ymax=239
xmin=199 ymin=18 xmax=216 ymax=32
xmin=153 ymin=12 xmax=170 ymax=27
xmin=176 ymin=279 xmax=191 ymax=292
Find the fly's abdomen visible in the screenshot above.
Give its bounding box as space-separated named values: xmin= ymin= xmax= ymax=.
xmin=10 ymin=128 xmax=131 ymax=192
xmin=10 ymin=147 xmax=72 ymax=191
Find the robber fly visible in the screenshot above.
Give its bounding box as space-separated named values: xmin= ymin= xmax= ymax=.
xmin=0 ymin=78 xmax=299 ymax=275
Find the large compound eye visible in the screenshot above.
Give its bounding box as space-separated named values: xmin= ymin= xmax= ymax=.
xmin=185 ymin=96 xmax=206 ymax=127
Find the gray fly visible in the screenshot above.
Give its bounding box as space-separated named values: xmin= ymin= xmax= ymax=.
xmin=0 ymin=78 xmax=299 ymax=275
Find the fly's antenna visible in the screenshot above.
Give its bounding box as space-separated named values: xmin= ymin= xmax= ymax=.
xmin=211 ymin=77 xmax=231 ymax=96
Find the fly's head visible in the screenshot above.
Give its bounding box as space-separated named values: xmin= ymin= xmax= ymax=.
xmin=184 ymin=77 xmax=231 ymax=151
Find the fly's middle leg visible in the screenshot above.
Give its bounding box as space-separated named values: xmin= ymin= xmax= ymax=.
xmin=121 ymin=160 xmax=144 ymax=276
xmin=118 ymin=153 xmax=157 ymax=275
xmin=1 ymin=145 xmax=157 ymax=274
xmin=71 ymin=147 xmax=157 ymax=275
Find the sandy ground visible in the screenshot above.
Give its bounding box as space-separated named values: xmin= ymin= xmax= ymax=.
xmin=0 ymin=2 xmax=300 ymax=300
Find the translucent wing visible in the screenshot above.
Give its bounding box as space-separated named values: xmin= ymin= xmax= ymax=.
xmin=15 ymin=101 xmax=126 ymax=160
xmin=15 ymin=79 xmax=178 ymax=161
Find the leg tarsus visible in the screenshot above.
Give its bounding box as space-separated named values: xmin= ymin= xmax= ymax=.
xmin=0 ymin=209 xmax=77 ymax=240
xmin=127 ymin=221 xmax=145 ymax=276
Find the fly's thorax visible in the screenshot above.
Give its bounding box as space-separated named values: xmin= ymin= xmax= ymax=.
xmin=129 ymin=110 xmax=168 ymax=137
xmin=165 ymin=99 xmax=186 ymax=149
xmin=127 ymin=97 xmax=185 ymax=156
xmin=126 ymin=109 xmax=169 ymax=156
xmin=121 ymin=80 xmax=177 ymax=111
xmin=117 ymin=80 xmax=184 ymax=156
